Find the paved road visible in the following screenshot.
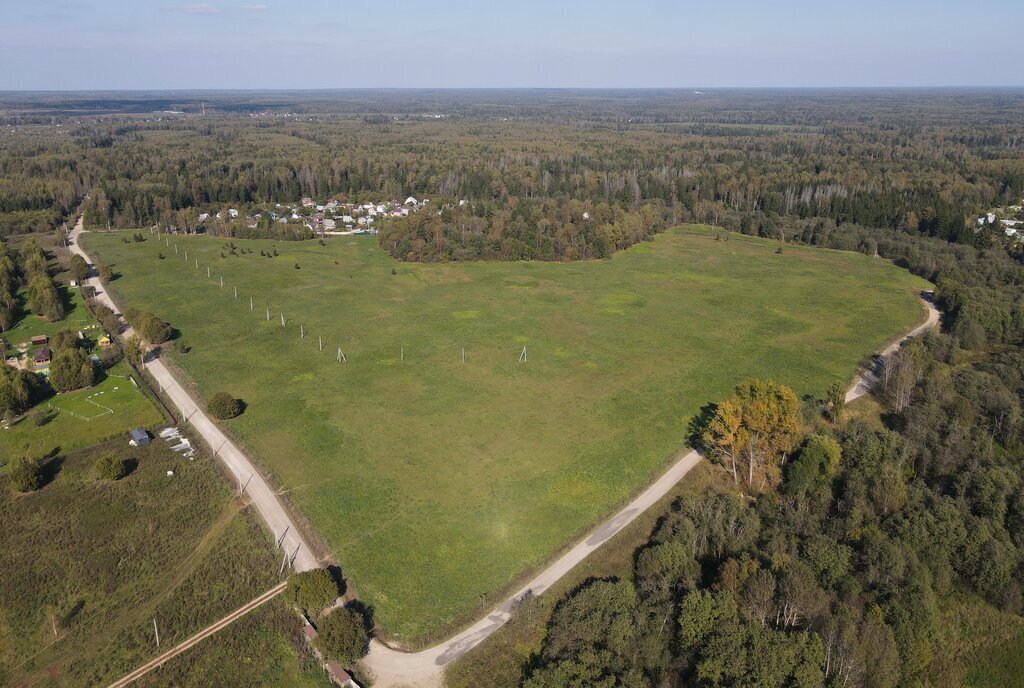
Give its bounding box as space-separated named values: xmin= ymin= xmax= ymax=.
xmin=68 ymin=219 xmax=319 ymax=573
xmin=362 ymin=291 xmax=942 ymax=687
xmin=107 ymin=582 xmax=287 ymax=688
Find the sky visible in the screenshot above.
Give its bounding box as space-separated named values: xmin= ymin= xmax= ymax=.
xmin=0 ymin=0 xmax=1020 ymax=90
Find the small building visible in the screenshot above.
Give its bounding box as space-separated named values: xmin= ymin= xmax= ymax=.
xmin=324 ymin=661 xmax=361 ymax=688
xmin=98 ymin=334 xmax=112 ymax=347
xmin=129 ymin=428 xmax=151 ymax=446
xmin=33 ymin=348 xmax=51 ymax=367
xmin=30 ymin=335 xmax=48 ymax=346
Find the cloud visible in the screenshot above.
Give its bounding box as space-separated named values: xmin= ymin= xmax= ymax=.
xmin=174 ymin=4 xmax=220 ymax=14
xmin=240 ymin=4 xmax=268 ymax=10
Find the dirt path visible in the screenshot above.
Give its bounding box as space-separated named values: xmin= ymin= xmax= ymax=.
xmin=71 ymin=221 xmax=941 ymax=687
xmin=106 ymin=582 xmax=287 ymax=688
xmin=68 ymin=219 xmax=319 ymax=573
xmin=362 ymin=292 xmax=942 ymax=688
xmin=846 ymin=292 xmax=940 ymax=403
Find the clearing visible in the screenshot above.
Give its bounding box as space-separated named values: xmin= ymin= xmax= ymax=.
xmin=84 ymin=225 xmax=931 ymax=641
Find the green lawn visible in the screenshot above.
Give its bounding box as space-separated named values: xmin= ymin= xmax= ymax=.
xmin=0 ymin=439 xmax=322 ymax=687
xmin=1 ymin=362 xmax=163 ymax=462
xmin=84 ymin=226 xmax=931 ymax=641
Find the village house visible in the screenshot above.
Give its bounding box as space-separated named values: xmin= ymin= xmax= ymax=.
xmin=32 ymin=347 xmax=51 ymax=371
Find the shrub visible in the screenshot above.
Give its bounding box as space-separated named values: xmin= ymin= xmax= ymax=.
xmin=315 ymin=607 xmax=368 ymax=665
xmin=69 ymin=254 xmax=90 ymax=282
xmin=8 ymin=455 xmax=44 ymax=492
xmin=95 ymin=455 xmax=130 ymax=480
xmin=96 ymin=263 xmax=113 ymax=284
xmin=284 ymin=568 xmax=340 ymax=617
xmin=93 ymin=304 xmax=121 ymax=334
xmin=207 ymin=391 xmax=242 ymax=420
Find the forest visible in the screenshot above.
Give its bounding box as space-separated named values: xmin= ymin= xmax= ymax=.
xmin=1 ymin=90 xmax=1023 ymax=262
xmin=1 ymin=90 xmax=1023 ymax=685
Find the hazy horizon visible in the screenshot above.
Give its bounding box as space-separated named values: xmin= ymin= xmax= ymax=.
xmin=2 ymin=0 xmax=1021 ymax=91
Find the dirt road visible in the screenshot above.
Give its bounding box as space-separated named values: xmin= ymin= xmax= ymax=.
xmin=106 ymin=582 xmax=287 ymax=688
xmin=71 ymin=221 xmax=941 ymax=687
xmin=362 ymin=292 xmax=942 ymax=687
xmin=68 ymin=219 xmax=319 ymax=573
xmin=846 ymin=292 xmax=940 ymax=403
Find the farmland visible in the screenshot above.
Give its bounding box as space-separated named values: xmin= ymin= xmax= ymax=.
xmin=84 ymin=225 xmax=931 ymax=641
xmin=0 ymin=438 xmax=322 ymax=687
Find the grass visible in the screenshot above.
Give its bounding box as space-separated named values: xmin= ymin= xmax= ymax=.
xmin=446 ymin=461 xmax=723 ymax=688
xmin=84 ymin=225 xmax=931 ymax=641
xmin=0 ymin=438 xmax=319 ymax=687
xmin=2 ymin=286 xmax=99 ymax=351
xmin=960 ymin=630 xmax=1024 ymax=687
xmin=1 ymin=361 xmax=164 ymax=462
xmin=0 ymin=279 xmax=163 ymax=463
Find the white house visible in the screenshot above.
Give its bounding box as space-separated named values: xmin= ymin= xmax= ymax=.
xmin=228 ymin=208 xmax=239 ymax=218
xmin=404 ymin=196 xmax=418 ymax=206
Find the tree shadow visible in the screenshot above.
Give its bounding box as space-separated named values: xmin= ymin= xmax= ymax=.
xmin=325 ymin=564 xmax=348 ymax=599
xmin=39 ymin=454 xmax=65 ymax=488
xmin=686 ymin=402 xmax=718 ymax=449
xmin=122 ymin=457 xmax=139 ymax=478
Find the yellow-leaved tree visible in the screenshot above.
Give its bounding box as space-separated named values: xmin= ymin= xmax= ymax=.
xmin=702 ymin=378 xmax=800 ymax=492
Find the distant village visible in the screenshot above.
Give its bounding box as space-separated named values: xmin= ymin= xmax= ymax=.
xmin=184 ymin=195 xmax=437 ymax=237
xmin=976 ymin=199 xmax=1024 ymax=241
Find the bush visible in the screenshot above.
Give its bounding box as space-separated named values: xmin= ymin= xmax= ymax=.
xmin=207 ymin=391 xmax=242 ymax=420
xmin=69 ymin=254 xmax=89 ymax=282
xmin=95 ymin=455 xmax=130 ymax=480
xmin=93 ymin=304 xmax=121 ymax=335
xmin=284 ymin=568 xmax=340 ymax=617
xmin=96 ymin=263 xmax=113 ymax=284
xmin=315 ymin=607 xmax=368 ymax=665
xmin=8 ymin=455 xmax=44 ymax=492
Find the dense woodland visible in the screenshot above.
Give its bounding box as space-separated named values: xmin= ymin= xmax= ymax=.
xmin=1 ymin=91 xmax=1023 ymax=685
xmin=1 ymin=90 xmax=1023 ymax=261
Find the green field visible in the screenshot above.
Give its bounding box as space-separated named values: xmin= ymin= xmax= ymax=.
xmin=0 ymin=439 xmax=324 ymax=687
xmin=85 ymin=226 xmax=931 ymax=641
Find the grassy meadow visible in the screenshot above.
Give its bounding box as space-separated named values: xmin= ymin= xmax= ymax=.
xmin=84 ymin=225 xmax=931 ymax=641
xmin=0 ymin=438 xmax=321 ymax=687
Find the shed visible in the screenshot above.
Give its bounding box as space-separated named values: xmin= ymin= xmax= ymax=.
xmin=324 ymin=661 xmax=360 ymax=687
xmin=129 ymin=428 xmax=151 ymax=446
xmin=30 ymin=335 xmax=48 ymax=346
